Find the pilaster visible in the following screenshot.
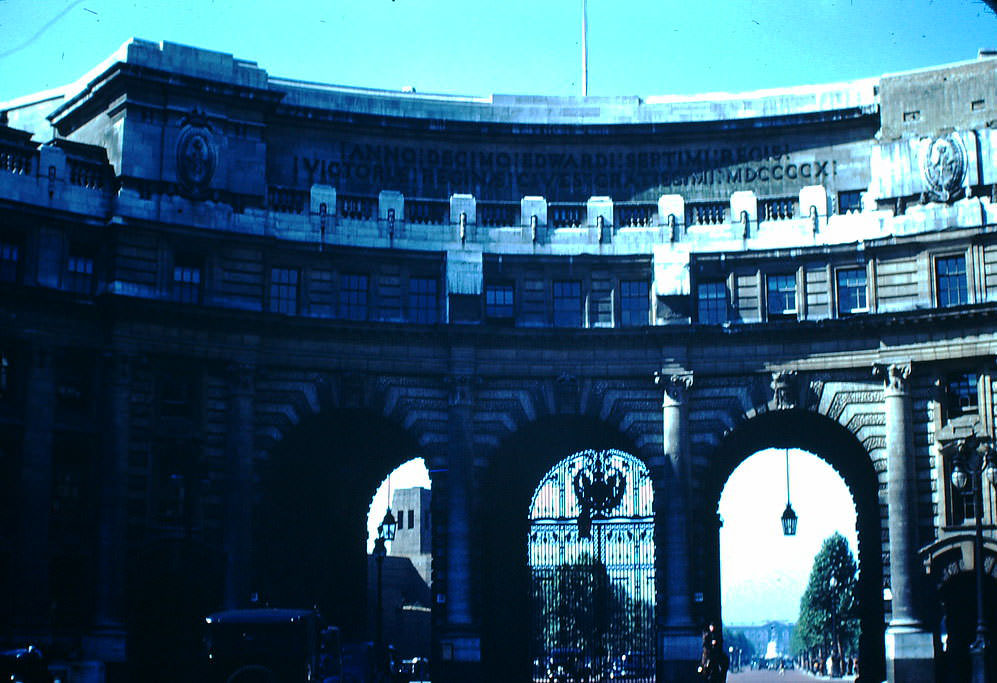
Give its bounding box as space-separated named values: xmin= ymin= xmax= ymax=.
xmin=224 ymin=362 xmax=255 ymax=608
xmin=874 ymin=362 xmax=935 ymax=683
xmin=89 ymin=351 xmax=133 ymax=663
xmin=653 ymin=370 xmax=701 ymax=679
xmin=14 ymin=345 xmax=55 ymax=626
xmin=437 ymin=365 xmax=481 ymax=680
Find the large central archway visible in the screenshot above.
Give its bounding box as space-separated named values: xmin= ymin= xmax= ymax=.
xmin=479 ymin=416 xmax=642 ymax=683
xmin=701 ymin=410 xmax=886 ymax=683
xmin=528 ymin=449 xmax=655 ymax=682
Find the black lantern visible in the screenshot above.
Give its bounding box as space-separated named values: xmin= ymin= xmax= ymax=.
xmin=781 ymin=502 xmax=798 ymax=536
xmin=378 ymin=507 xmax=397 ymax=543
xmin=781 ymin=449 xmax=798 ymax=536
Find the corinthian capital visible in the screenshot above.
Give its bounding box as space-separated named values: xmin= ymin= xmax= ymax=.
xmin=873 ymin=362 xmax=911 ymax=395
xmin=655 ymin=370 xmax=693 ymax=405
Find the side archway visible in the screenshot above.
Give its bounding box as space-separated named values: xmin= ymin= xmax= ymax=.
xmin=253 ymin=407 xmax=423 ymax=640
xmin=702 ymin=409 xmax=886 ymax=683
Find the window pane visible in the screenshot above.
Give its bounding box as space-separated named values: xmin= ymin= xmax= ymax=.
xmin=269 ymin=267 xmax=299 ymax=315
xmin=936 ymin=255 xmax=967 ymax=307
xmin=836 ymin=268 xmax=868 ymax=315
xmin=408 ymin=276 xmax=438 ymax=324
xmin=0 ymin=242 xmax=19 ymax=283
xmin=339 ymin=273 xmax=369 ymax=321
xmin=620 ymin=280 xmax=649 ymax=327
xmin=946 ymin=373 xmax=978 ymax=417
xmin=174 ymin=263 xmax=202 ymax=304
xmin=837 ymin=190 xmax=864 ymax=214
xmin=66 ymin=253 xmax=95 ymax=294
xmin=766 ymin=274 xmax=797 ymax=318
xmin=553 ymin=280 xmax=582 ymax=327
xmin=697 ymin=281 xmax=727 ymax=324
xmin=485 ymin=284 xmax=514 ymax=319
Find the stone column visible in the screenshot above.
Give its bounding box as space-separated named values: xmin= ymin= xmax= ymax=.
xmin=14 ymin=346 xmax=55 ymax=625
xmin=876 ymin=362 xmax=935 ymax=683
xmin=224 ymin=363 xmax=255 ymax=608
xmin=90 ymin=352 xmax=132 ymax=662
xmin=438 ymin=368 xmax=480 ymax=678
xmin=654 ymin=371 xmax=701 ymax=678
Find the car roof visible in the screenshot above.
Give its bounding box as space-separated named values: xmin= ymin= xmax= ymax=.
xmin=205 ymin=608 xmax=315 ymax=625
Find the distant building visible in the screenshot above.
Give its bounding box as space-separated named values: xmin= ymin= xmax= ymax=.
xmin=367 ymin=487 xmax=432 ymax=660
xmin=389 ymin=487 xmax=432 ymax=586
xmin=731 ymin=622 xmax=795 ymax=661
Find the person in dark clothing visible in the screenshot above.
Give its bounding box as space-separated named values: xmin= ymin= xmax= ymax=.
xmin=698 ymin=623 xmax=729 ymax=682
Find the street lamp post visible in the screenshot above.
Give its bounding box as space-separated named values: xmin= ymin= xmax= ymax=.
xmin=373 ymin=507 xmax=397 ymax=681
xmin=829 ymin=575 xmax=840 ymax=678
xmin=950 ymin=435 xmax=997 ymax=683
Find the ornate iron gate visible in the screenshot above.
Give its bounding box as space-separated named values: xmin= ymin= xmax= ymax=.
xmin=529 ymin=449 xmax=655 ymax=682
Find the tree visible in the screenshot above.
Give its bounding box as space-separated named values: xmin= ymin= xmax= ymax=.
xmin=795 ymin=532 xmax=860 ymax=672
xmin=722 ymin=628 xmax=755 ymax=668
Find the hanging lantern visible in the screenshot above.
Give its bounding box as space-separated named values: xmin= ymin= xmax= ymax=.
xmin=782 ymin=449 xmax=798 ymax=536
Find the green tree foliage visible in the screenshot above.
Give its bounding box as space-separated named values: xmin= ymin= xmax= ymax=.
xmin=795 ymin=532 xmax=860 ymax=659
xmin=531 ymin=555 xmax=653 ymax=660
xmin=722 ymin=628 xmax=756 ymax=663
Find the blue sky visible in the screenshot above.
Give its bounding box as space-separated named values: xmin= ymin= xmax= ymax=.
xmin=2 ymin=0 xmax=996 ymax=102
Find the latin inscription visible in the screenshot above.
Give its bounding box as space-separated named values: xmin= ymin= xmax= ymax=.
xmin=291 ymin=142 xmax=840 ymax=199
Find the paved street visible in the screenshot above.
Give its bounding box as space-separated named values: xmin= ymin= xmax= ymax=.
xmin=728 ymin=670 xmax=856 ymax=683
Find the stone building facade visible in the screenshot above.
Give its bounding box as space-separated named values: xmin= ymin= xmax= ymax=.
xmin=1 ymin=39 xmax=997 ymax=682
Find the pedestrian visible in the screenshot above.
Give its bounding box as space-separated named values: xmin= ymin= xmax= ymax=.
xmin=697 ymin=623 xmax=729 ymax=682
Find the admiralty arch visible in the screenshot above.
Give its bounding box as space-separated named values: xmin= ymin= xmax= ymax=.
xmin=2 ymin=39 xmax=997 ymax=682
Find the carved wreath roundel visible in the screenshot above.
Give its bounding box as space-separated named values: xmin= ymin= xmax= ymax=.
xmin=176 ymin=124 xmax=217 ymax=197
xmin=920 ymin=134 xmax=967 ymax=203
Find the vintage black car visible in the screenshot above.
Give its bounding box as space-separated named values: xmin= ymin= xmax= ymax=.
xmin=0 ymin=646 xmax=53 ymax=683
xmin=203 ymin=608 xmax=342 ymax=682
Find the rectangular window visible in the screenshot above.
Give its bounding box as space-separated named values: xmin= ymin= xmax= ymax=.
xmin=766 ymin=274 xmax=797 ymax=320
xmin=155 ymin=439 xmax=196 ymax=525
xmin=697 ymin=281 xmax=728 ymax=325
xmin=160 ymin=373 xmax=197 ymax=419
xmin=552 ymin=280 xmax=582 ymax=328
xmin=339 ymin=273 xmax=369 ymax=321
xmin=269 ymin=267 xmax=299 ymax=315
xmin=620 ymin=280 xmax=650 ymax=327
xmin=408 ymin=276 xmax=438 ymax=324
xmin=408 ymin=509 xmax=415 ymax=529
xmin=0 ymin=241 xmax=20 ymax=283
xmin=836 ymin=268 xmax=868 ymax=316
xmin=838 ymin=190 xmax=864 ymax=214
xmin=946 ymin=373 xmax=979 ymax=418
xmin=65 ymin=251 xmax=95 ymax=295
xmin=936 ymin=255 xmax=968 ymax=307
xmin=173 ymin=260 xmax=202 ymax=304
xmin=485 ymin=284 xmax=514 ymax=320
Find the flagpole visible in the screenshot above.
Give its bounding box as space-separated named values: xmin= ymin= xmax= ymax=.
xmin=581 ymin=0 xmax=588 ymax=96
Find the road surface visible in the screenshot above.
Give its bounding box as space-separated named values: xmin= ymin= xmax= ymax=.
xmin=728 ymin=670 xmax=856 ymax=682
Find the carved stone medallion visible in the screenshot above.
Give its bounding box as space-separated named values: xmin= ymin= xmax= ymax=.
xmin=921 ymin=134 xmax=966 ymax=203
xmin=176 ymin=122 xmax=217 ymax=197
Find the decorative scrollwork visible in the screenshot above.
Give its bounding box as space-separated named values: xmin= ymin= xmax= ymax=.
xmin=655 ymin=370 xmax=693 ymax=405
xmin=873 ymin=362 xmax=911 ymax=395
xmin=572 ymin=450 xmax=627 ymax=539
xmin=770 ymin=370 xmax=798 ymax=410
xmin=920 ymin=134 xmax=967 ymax=203
xmin=176 ymin=114 xmax=217 ymax=199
